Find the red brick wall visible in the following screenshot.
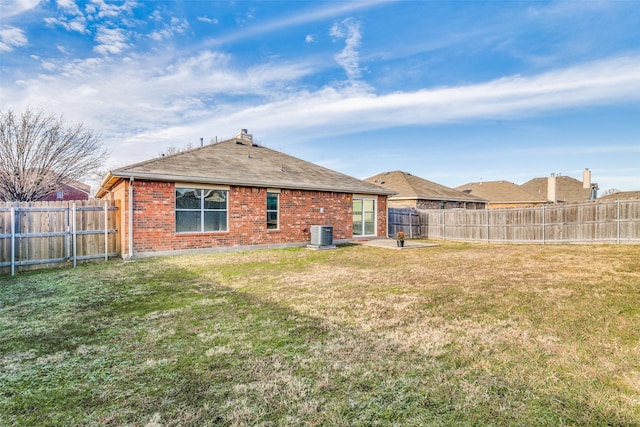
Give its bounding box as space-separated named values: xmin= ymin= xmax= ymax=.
xmin=102 ymin=180 xmax=387 ymax=257
xmin=39 ymin=184 xmax=90 ymax=201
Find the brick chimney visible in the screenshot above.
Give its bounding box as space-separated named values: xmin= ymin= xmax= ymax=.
xmin=547 ymin=174 xmax=557 ymax=202
xmin=583 ymin=168 xmax=591 ymax=189
xmin=235 ymin=129 xmax=253 ymax=143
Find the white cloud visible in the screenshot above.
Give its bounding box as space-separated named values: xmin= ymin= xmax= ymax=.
xmin=197 ymin=16 xmax=219 ymax=24
xmin=2 ymin=43 xmax=639 ymax=170
xmin=149 ymin=17 xmax=189 ymax=42
xmin=94 ymin=27 xmax=130 ymax=55
xmin=0 ymin=0 xmax=40 ymax=18
xmin=204 ymin=0 xmax=386 ymax=46
xmin=305 ymin=34 xmax=313 ymax=43
xmin=330 ymin=18 xmax=362 ymax=81
xmin=209 ymin=54 xmax=640 ymax=139
xmin=55 ymin=0 xmax=81 ymax=14
xmin=0 ymin=26 xmax=28 ymax=52
xmin=91 ymin=0 xmax=136 ymax=19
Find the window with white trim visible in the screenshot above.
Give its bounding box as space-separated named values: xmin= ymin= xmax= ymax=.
xmin=266 ymin=192 xmax=279 ymax=229
xmin=175 ymin=188 xmax=228 ymax=232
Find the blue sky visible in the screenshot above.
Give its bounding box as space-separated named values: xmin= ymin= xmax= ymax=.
xmin=1 ymin=0 xmax=639 ymax=193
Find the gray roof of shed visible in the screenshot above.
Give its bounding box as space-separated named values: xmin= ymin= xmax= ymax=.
xmin=98 ymin=137 xmax=393 ymax=196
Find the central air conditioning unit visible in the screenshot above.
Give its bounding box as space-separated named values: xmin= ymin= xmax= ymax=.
xmin=310 ymin=225 xmax=334 ymax=247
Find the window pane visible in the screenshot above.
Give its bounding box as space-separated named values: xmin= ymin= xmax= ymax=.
xmin=176 ymin=211 xmax=201 ymax=232
xmin=176 ymin=188 xmax=201 ymax=209
xmin=267 ymin=193 xmax=278 ymax=210
xmin=364 ymin=211 xmax=375 ymax=235
xmin=364 ymin=199 xmax=375 ymax=212
xmin=204 ymin=211 xmax=227 ymax=232
xmin=203 ymin=190 xmax=227 ymax=210
xmin=353 ymin=199 xmax=363 ymax=236
xmin=267 ymin=212 xmax=278 ymax=229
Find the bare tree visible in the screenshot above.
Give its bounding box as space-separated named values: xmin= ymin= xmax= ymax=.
xmin=601 ymin=188 xmax=621 ymax=197
xmin=160 ymin=142 xmax=195 ymax=157
xmin=0 ymin=109 xmax=108 ymax=201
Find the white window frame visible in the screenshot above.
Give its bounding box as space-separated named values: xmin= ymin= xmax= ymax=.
xmin=353 ymin=194 xmax=377 ymax=237
xmin=175 ymin=185 xmax=229 ymax=233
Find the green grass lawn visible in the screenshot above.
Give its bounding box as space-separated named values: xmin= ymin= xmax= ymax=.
xmin=1 ymin=242 xmax=639 ymax=426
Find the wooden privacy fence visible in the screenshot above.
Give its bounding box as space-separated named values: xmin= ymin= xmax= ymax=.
xmin=388 ymin=208 xmax=420 ymax=238
xmin=415 ymin=199 xmax=640 ymax=244
xmin=0 ymin=200 xmax=120 ymax=276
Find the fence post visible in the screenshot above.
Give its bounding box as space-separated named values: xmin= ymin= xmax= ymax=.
xmin=104 ymin=201 xmax=109 ymax=261
xmin=409 ymin=209 xmax=413 ymax=239
xmin=72 ymin=202 xmax=77 ymax=268
xmin=442 ymin=209 xmax=446 ymax=240
xmin=542 ymin=205 xmax=546 ymax=245
xmin=486 ymin=209 xmax=490 ymax=242
xmin=10 ymin=207 xmax=16 ymax=276
xmin=617 ymin=199 xmax=621 ymax=245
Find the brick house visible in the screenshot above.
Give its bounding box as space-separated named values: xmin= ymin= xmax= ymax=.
xmin=39 ymin=180 xmax=91 ymax=201
xmin=365 ymin=171 xmax=487 ymax=209
xmin=96 ymin=131 xmax=393 ymax=259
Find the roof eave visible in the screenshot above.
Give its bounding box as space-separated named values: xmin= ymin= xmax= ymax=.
xmin=389 ymin=196 xmax=489 ymax=203
xmin=103 ymin=171 xmax=395 ymax=196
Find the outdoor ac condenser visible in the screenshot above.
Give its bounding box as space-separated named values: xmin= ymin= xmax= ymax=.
xmin=310 ymin=226 xmax=333 ymax=246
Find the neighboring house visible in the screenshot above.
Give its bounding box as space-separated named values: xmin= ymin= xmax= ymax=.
xmin=364 ymin=170 xmax=487 ymax=209
xmin=39 ymin=180 xmax=91 ymax=201
xmin=96 ymin=131 xmax=393 ymax=259
xmin=455 ymin=180 xmax=546 ymax=209
xmin=521 ymin=169 xmax=597 ymax=203
xmin=599 ymin=191 xmax=640 ymax=201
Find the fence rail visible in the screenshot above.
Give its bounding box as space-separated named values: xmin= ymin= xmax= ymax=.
xmin=390 ymin=199 xmax=640 ymax=244
xmin=1 ymin=200 xmax=120 ymax=275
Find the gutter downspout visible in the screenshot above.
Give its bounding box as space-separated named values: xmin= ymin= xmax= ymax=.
xmin=129 ymin=177 xmax=134 ymax=259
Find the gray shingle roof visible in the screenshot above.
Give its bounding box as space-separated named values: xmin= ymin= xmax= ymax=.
xmin=365 ymin=171 xmax=487 ymax=203
xmin=455 ymin=181 xmax=546 ymax=204
xmin=98 ymin=137 xmax=393 ymax=196
xmin=521 ymin=176 xmax=592 ymax=203
xmin=599 ymin=191 xmax=640 ymax=201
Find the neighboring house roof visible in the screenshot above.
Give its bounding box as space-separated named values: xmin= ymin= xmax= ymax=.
xmin=59 ymin=180 xmax=91 ymax=194
xmin=97 ymin=135 xmax=394 ymax=198
xmin=364 ymin=171 xmax=487 ymax=203
xmin=599 ymin=191 xmax=640 ymax=201
xmin=40 ymin=180 xmax=91 ymax=201
xmin=455 ymin=181 xmax=545 ymax=204
xmin=521 ymin=176 xmax=592 ymax=203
